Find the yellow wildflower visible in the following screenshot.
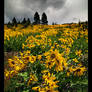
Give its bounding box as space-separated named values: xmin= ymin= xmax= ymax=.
xmin=73 ymin=58 xmax=79 ymax=63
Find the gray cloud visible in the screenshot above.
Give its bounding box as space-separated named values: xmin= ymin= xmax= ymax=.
xmin=19 ymin=0 xmax=66 ymax=11
xmin=5 ymin=0 xmax=88 ymax=24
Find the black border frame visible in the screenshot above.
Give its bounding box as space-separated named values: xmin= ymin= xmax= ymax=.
xmin=0 ymin=0 xmax=4 ymax=91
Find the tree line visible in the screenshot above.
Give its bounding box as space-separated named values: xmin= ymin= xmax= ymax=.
xmin=7 ymin=12 xmax=48 ymax=28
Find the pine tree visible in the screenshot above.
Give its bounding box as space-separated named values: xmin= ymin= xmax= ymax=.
xmin=52 ymin=22 xmax=55 ymax=25
xmin=34 ymin=12 xmax=40 ymax=24
xmin=7 ymin=21 xmax=12 ymax=28
xmin=41 ymin=12 xmax=48 ymax=25
xmin=7 ymin=21 xmax=11 ymax=25
xmin=18 ymin=20 xmax=20 ymax=24
xmin=78 ymin=19 xmax=81 ymax=27
xmin=22 ymin=18 xmax=26 ymax=24
xmin=24 ymin=18 xmax=31 ymax=28
xmin=26 ymin=18 xmax=31 ymax=25
xmin=12 ymin=17 xmax=17 ymax=27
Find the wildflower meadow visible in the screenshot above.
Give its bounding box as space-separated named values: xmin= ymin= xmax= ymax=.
xmin=4 ymin=22 xmax=88 ymax=92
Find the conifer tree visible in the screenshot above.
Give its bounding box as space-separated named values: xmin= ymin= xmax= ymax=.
xmin=7 ymin=21 xmax=12 ymax=28
xmin=41 ymin=12 xmax=48 ymax=25
xmin=18 ymin=20 xmax=20 ymax=24
xmin=78 ymin=19 xmax=81 ymax=27
xmin=24 ymin=18 xmax=31 ymax=28
xmin=22 ymin=18 xmax=26 ymax=24
xmin=34 ymin=12 xmax=40 ymax=24
xmin=52 ymin=22 xmax=55 ymax=25
xmin=26 ymin=18 xmax=31 ymax=25
xmin=7 ymin=21 xmax=11 ymax=25
xmin=12 ymin=17 xmax=17 ymax=27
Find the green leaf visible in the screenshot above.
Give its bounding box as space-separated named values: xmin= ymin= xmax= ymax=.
xmin=71 ymin=79 xmax=88 ymax=87
xmin=18 ymin=72 xmax=29 ymax=81
xmin=16 ymin=82 xmax=24 ymax=87
xmin=23 ymin=90 xmax=29 ymax=92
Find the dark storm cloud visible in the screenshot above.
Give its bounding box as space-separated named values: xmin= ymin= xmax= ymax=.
xmin=5 ymin=0 xmax=33 ymax=22
xmin=4 ymin=0 xmax=67 ymax=23
xmin=23 ymin=0 xmax=66 ymax=10
xmin=5 ymin=0 xmax=88 ymax=24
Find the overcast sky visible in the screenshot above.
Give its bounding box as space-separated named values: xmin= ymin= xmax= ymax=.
xmin=4 ymin=0 xmax=88 ymax=24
